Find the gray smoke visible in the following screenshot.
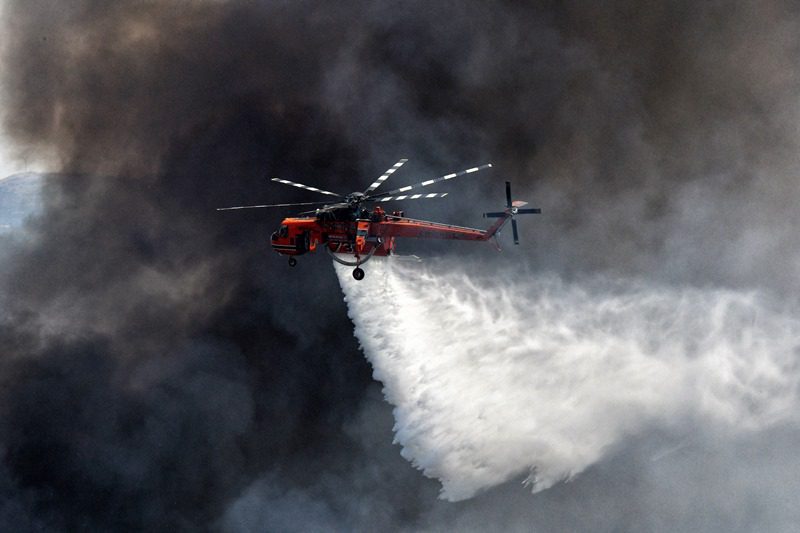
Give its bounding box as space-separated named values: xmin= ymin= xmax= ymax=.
xmin=1 ymin=0 xmax=799 ymax=531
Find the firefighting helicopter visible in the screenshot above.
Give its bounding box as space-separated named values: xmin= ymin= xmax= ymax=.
xmin=217 ymin=159 xmax=540 ymax=280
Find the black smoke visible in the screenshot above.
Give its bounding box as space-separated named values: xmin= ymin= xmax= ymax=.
xmin=0 ymin=2 xmax=376 ymax=530
xmin=2 ymin=0 xmax=800 ymax=531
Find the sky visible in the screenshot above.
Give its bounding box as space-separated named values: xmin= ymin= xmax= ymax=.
xmin=1 ymin=1 xmax=800 ymax=532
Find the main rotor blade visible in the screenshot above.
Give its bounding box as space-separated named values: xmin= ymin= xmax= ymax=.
xmin=270 ymin=177 xmax=343 ymax=197
xmin=512 ymin=218 xmax=519 ymax=245
xmin=364 ymin=158 xmax=408 ymax=194
xmin=505 ymin=181 xmax=512 ymax=209
xmin=369 ymin=192 xmax=449 ymax=202
xmin=217 ymin=201 xmax=330 ymax=211
xmin=516 ymin=207 xmax=542 ymax=214
xmin=368 ymin=163 xmax=492 ymax=199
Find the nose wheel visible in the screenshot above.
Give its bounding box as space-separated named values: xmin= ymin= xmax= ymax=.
xmin=288 ymin=257 xmax=297 ymax=267
xmin=352 ymin=267 xmax=365 ymax=280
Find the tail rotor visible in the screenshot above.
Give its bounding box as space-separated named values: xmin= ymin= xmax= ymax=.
xmin=483 ymin=181 xmax=540 ymax=245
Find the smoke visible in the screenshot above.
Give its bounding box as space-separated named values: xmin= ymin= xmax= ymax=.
xmin=1 ymin=0 xmax=800 ymax=531
xmin=0 ymin=1 xmax=377 ymax=530
xmin=335 ymin=258 xmax=800 ymax=500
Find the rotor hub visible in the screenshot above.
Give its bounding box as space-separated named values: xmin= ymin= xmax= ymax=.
xmin=345 ymin=192 xmax=366 ymax=206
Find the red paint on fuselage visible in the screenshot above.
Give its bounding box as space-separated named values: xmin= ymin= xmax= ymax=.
xmin=270 ymin=208 xmax=507 ymax=259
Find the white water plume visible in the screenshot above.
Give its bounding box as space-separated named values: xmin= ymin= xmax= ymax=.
xmin=335 ymin=258 xmax=800 ymax=501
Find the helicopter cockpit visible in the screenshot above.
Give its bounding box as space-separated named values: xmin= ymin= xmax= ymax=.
xmin=271 ymin=224 xmax=289 ymax=241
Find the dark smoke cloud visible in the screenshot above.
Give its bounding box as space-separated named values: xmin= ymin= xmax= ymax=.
xmin=1 ymin=1 xmax=374 ymax=530
xmin=1 ymin=0 xmax=799 ymax=531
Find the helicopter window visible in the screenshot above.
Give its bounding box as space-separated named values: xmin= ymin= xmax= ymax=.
xmin=279 ymin=225 xmax=288 ymax=238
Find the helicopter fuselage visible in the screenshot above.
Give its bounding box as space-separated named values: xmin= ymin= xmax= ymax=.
xmin=270 ymin=215 xmax=396 ymax=258
xmin=270 ymin=205 xmax=498 ymax=261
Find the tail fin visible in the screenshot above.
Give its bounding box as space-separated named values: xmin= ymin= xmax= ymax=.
xmin=482 ymin=181 xmax=540 ymax=245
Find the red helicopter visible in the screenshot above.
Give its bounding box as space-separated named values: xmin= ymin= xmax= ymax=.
xmin=218 ymin=160 xmax=540 ymax=280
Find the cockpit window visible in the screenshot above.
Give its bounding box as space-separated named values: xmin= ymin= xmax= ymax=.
xmin=279 ymin=225 xmax=288 ymax=238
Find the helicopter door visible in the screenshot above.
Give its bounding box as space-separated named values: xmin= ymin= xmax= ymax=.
xmin=296 ymin=231 xmax=310 ymax=253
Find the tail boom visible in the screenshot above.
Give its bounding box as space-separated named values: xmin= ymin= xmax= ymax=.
xmin=482 ymin=212 xmax=512 ymax=241
xmin=374 ymin=180 xmax=539 ymax=245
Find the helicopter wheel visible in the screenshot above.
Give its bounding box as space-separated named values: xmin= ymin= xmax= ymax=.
xmin=288 ymin=257 xmax=297 ymax=267
xmin=352 ymin=267 xmax=365 ymax=281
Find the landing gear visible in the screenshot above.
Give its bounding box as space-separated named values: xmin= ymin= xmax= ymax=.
xmin=352 ymin=267 xmax=365 ymax=280
xmin=288 ymin=257 xmax=297 ymax=267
